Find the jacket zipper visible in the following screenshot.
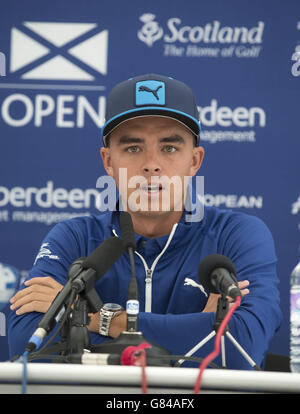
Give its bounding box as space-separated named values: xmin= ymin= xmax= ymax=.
xmin=113 ymin=223 xmax=178 ymax=313
xmin=145 ymin=269 xmax=153 ymax=312
xmin=134 ymin=223 xmax=178 ymax=313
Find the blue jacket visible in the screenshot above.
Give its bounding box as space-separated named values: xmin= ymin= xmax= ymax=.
xmin=8 ymin=206 xmax=282 ymax=369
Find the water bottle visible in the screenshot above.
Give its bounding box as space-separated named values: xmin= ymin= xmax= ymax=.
xmin=290 ymin=262 xmax=300 ymax=372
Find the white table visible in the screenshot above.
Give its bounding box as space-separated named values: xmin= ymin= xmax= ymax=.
xmin=0 ymin=362 xmax=300 ymax=394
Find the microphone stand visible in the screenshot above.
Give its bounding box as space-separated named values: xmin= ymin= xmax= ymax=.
xmin=36 ymin=265 xmax=103 ymax=358
xmin=176 ymin=294 xmax=261 ymax=370
xmin=61 ymin=270 xmax=104 ymax=356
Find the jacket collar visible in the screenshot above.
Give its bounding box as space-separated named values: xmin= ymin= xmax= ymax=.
xmin=107 ymin=180 xmax=205 ymax=251
xmin=108 ymin=207 xmax=203 ymax=253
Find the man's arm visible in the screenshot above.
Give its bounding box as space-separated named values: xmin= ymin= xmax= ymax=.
xmin=86 ymin=279 xmax=250 ymax=337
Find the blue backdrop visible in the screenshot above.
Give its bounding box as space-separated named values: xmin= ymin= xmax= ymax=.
xmin=0 ymin=0 xmax=299 ymax=362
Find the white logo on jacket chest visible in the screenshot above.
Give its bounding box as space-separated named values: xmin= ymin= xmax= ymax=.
xmin=184 ymin=277 xmax=208 ymax=297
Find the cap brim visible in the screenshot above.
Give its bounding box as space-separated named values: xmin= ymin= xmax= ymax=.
xmin=102 ymin=107 xmax=201 ymax=146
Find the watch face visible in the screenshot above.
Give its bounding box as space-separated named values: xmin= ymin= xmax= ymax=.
xmin=103 ymin=303 xmax=123 ymax=312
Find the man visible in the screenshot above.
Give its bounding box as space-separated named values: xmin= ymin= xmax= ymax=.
xmin=8 ymin=74 xmax=282 ymax=369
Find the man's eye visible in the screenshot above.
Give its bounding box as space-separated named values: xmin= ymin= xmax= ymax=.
xmin=127 ymin=146 xmax=140 ymax=153
xmin=163 ymin=146 xmax=177 ymax=153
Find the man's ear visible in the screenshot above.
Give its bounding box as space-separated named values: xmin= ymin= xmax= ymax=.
xmin=190 ymin=146 xmax=205 ymax=177
xmin=100 ymin=147 xmax=114 ymax=177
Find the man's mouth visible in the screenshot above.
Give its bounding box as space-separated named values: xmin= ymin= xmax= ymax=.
xmin=141 ymin=184 xmax=163 ymax=194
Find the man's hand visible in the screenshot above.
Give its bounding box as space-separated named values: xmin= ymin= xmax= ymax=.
xmin=10 ymin=277 xmax=63 ymax=315
xmin=202 ymin=280 xmax=250 ymax=313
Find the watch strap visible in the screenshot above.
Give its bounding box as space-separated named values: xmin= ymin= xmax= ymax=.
xmin=99 ymin=308 xmax=122 ymax=336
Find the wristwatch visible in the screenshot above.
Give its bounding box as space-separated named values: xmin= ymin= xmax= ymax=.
xmin=99 ymin=303 xmax=124 ymax=336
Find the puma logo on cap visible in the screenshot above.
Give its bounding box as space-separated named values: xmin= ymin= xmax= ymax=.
xmin=135 ymin=80 xmax=165 ymax=106
xmin=138 ymin=84 xmax=162 ymax=100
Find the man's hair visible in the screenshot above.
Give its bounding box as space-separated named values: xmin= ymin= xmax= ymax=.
xmin=105 ymin=133 xmax=111 ymax=147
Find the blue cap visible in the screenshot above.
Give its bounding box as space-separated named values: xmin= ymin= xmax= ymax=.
xmin=101 ymin=73 xmax=201 ymax=146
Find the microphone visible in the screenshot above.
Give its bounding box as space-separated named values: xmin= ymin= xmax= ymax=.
xmin=25 ymin=236 xmax=125 ymax=353
xmin=120 ymin=211 xmax=137 ymax=252
xmin=81 ymin=237 xmax=124 ymax=281
xmin=92 ymin=212 xmax=171 ymax=365
xmin=177 ymin=255 xmax=258 ymax=371
xmin=198 ymin=254 xmax=241 ymax=299
xmin=119 ymin=212 xmax=139 ymax=331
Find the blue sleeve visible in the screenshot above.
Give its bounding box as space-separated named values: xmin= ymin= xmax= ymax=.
xmin=7 ymin=219 xmax=88 ymax=358
xmin=137 ymin=213 xmax=282 ymax=369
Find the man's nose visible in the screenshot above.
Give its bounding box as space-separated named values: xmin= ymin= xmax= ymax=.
xmin=142 ymin=152 xmax=162 ymax=175
xmin=143 ymin=156 xmax=161 ymax=175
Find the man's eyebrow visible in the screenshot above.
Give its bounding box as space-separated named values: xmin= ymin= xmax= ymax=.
xmin=159 ymin=135 xmax=185 ymax=144
xmin=117 ymin=136 xmax=145 ymax=145
xmin=116 ymin=134 xmax=186 ymax=145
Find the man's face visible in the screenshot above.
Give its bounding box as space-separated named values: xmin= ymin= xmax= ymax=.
xmin=100 ymin=116 xmax=204 ymax=217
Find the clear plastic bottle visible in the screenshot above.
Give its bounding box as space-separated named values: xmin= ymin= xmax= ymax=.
xmin=290 ymin=262 xmax=300 ymax=372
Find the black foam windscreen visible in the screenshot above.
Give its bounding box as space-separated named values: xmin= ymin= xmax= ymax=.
xmin=198 ymin=254 xmax=237 ymax=293
xmin=82 ymin=237 xmax=124 ymax=281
